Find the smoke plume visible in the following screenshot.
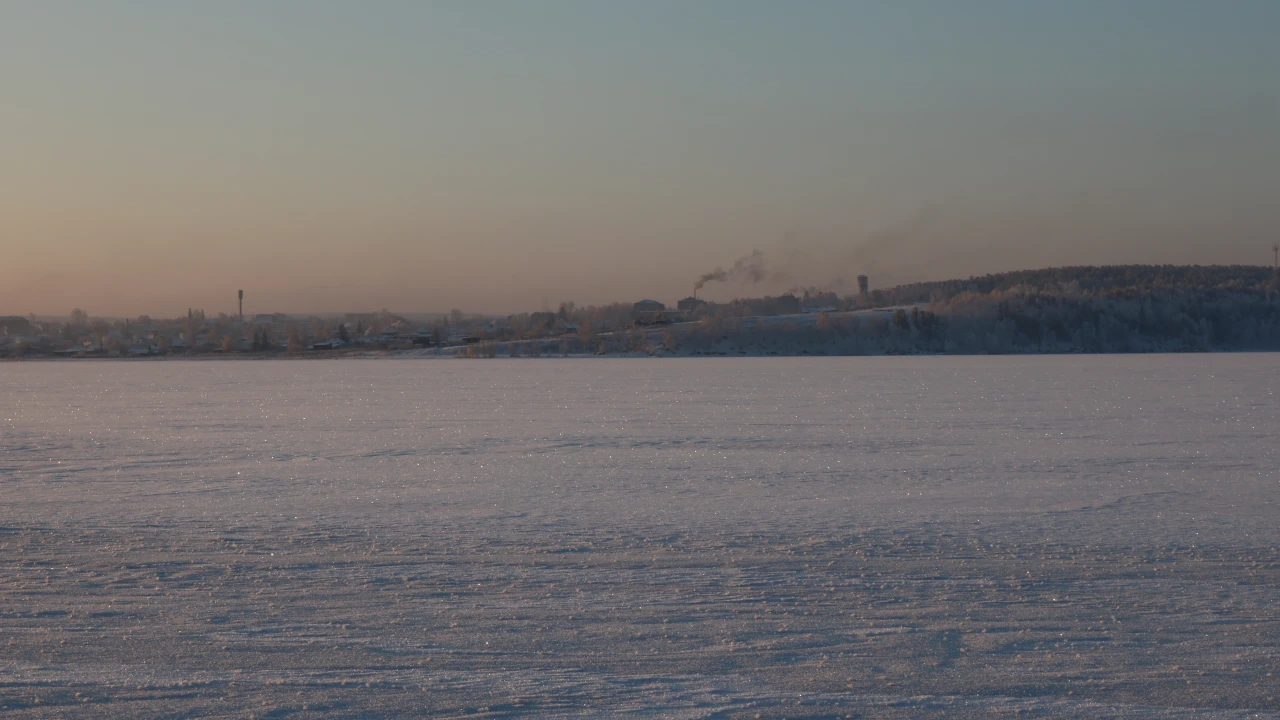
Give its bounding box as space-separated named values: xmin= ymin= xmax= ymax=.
xmin=694 ymin=250 xmax=767 ymax=291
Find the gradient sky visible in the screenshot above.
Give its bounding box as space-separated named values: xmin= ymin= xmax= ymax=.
xmin=3 ymin=1 xmax=1278 ymax=317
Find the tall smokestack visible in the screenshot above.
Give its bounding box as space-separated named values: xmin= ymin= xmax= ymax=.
xmin=238 ymin=290 xmax=244 ymax=321
xmin=857 ymin=275 xmax=869 ymax=303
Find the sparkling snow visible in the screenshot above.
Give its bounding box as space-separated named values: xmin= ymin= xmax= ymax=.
xmin=1 ymin=355 xmax=1277 ymax=718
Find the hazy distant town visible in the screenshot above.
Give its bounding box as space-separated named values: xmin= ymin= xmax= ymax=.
xmin=4 ymin=264 xmax=1280 ymax=360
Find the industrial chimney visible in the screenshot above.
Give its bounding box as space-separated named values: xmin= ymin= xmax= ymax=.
xmin=856 ymin=275 xmax=869 ymax=304
xmin=238 ymin=290 xmax=244 ymax=321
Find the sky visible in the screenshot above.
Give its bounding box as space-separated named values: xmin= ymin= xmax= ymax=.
xmin=2 ymin=1 xmax=1278 ymax=317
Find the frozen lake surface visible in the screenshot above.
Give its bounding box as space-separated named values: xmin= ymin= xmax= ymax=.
xmin=2 ymin=355 xmax=1278 ymax=718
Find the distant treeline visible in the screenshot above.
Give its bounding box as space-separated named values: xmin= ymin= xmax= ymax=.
xmin=10 ymin=265 xmax=1280 ymax=358
xmin=871 ymin=264 xmax=1275 ymax=306
xmin=655 ymin=265 xmax=1280 ymax=356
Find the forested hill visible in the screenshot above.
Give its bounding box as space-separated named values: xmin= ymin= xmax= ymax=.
xmin=872 ymin=264 xmax=1276 ymax=307
xmin=663 ymin=265 xmax=1280 ymax=356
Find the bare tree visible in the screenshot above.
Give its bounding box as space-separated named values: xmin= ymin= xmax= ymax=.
xmin=184 ymin=310 xmax=201 ymax=351
xmin=287 ymin=327 xmax=303 ymax=354
xmin=89 ymin=318 xmax=110 ymax=350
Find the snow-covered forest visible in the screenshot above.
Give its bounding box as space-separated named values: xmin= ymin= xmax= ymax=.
xmin=653 ymin=265 xmax=1280 ymax=356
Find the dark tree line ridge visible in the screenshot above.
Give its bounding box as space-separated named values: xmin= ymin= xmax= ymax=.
xmin=656 ymin=264 xmax=1280 ymax=356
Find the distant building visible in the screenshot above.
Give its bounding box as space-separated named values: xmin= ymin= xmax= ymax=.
xmin=308 ymin=339 xmax=347 ymax=351
xmin=776 ymin=294 xmax=801 ymax=315
xmin=631 ymin=299 xmax=668 ymax=325
xmin=677 ymin=297 xmax=707 ymax=314
xmin=632 ymin=299 xmax=665 ymax=314
xmin=0 ymin=316 xmax=33 ymax=336
xmin=529 ymin=312 xmax=557 ymax=331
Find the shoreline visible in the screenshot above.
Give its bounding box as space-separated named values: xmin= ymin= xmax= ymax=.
xmin=4 ymin=346 xmax=1274 ymax=362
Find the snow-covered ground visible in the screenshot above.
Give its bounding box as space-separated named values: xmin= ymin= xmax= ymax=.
xmin=1 ymin=355 xmax=1277 ymax=718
